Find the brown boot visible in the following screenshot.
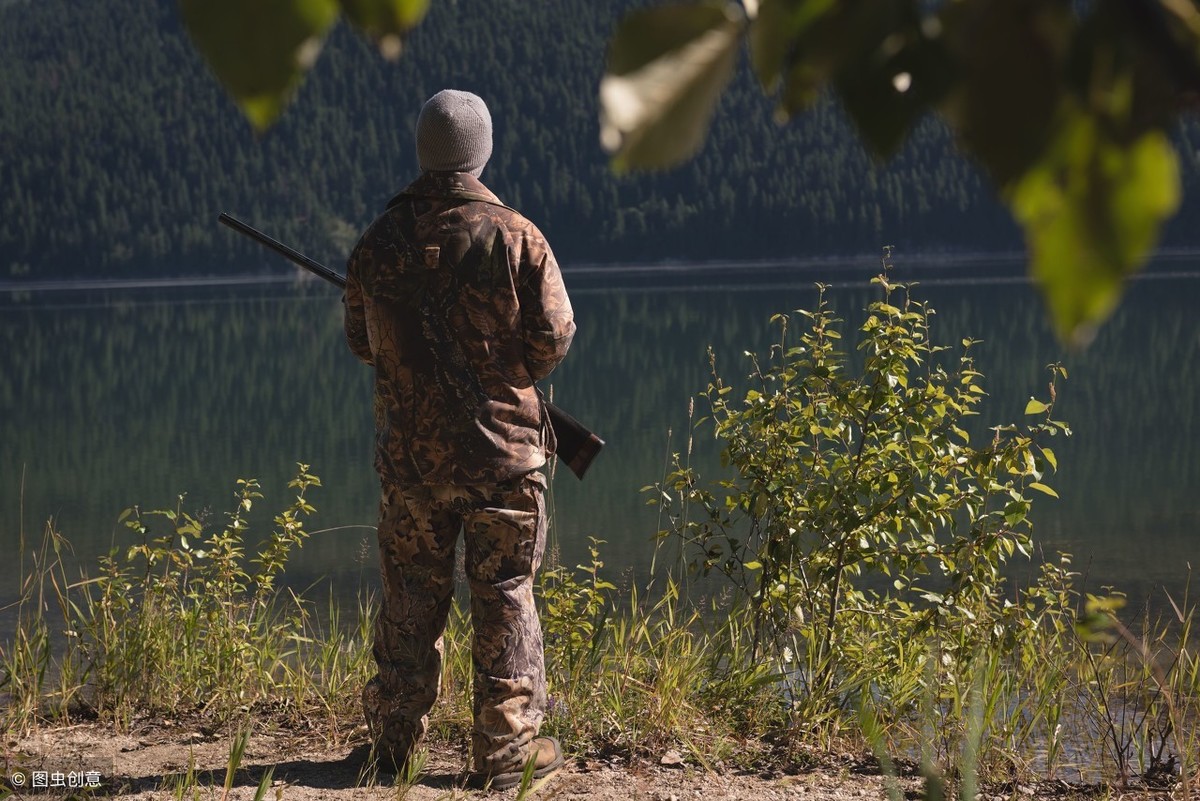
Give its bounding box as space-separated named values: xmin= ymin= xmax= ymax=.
xmin=473 ymin=736 xmax=564 ymax=790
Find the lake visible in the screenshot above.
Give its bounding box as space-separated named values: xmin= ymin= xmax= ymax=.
xmin=2 ymin=254 xmax=1198 ymax=627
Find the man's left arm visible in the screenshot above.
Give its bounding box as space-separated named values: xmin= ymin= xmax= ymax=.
xmin=518 ymin=234 xmax=575 ymax=381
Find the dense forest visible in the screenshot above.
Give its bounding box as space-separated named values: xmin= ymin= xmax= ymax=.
xmin=2 ymin=0 xmax=1199 ymax=279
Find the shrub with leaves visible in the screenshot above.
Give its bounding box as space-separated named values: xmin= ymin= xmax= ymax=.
xmin=540 ymin=537 xmax=617 ymax=679
xmin=72 ymin=465 xmax=322 ymax=721
xmin=651 ymin=253 xmax=1074 ymax=744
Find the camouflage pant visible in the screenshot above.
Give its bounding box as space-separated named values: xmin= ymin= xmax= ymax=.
xmin=362 ymin=471 xmax=548 ymax=773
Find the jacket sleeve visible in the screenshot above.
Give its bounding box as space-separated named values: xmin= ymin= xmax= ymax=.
xmin=518 ymin=234 xmax=575 ymax=382
xmin=343 ymin=238 xmax=374 ymax=366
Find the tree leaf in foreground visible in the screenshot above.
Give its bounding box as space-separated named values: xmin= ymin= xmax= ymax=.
xmin=938 ymin=0 xmax=1072 ymax=189
xmin=751 ymin=0 xmax=954 ymax=157
xmin=833 ymin=19 xmax=955 ymax=158
xmin=599 ymin=2 xmax=745 ymax=171
xmin=178 ymin=0 xmax=339 ymax=131
xmin=338 ymin=0 xmax=430 ymax=59
xmin=1010 ymin=105 xmax=1180 ymax=346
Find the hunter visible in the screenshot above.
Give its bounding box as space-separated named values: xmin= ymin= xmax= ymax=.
xmin=343 ymin=89 xmax=575 ymax=788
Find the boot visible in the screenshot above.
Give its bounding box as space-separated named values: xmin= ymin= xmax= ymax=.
xmin=473 ymin=736 xmax=564 ymax=790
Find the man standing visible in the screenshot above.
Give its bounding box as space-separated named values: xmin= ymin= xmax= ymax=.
xmin=343 ymin=89 xmax=574 ymax=788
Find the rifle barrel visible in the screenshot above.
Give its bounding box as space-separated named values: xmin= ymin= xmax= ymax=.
xmin=218 ymin=213 xmax=346 ymax=289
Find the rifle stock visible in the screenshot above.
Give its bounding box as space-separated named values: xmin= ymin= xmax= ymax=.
xmin=218 ymin=212 xmax=603 ymax=480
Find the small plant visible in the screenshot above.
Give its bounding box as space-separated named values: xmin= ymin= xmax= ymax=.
xmin=0 ymin=521 xmax=86 ymax=731
xmin=66 ymin=464 xmax=322 ymax=722
xmin=169 ymin=749 xmax=199 ymax=801
xmin=540 ymin=537 xmax=616 ymax=678
xmin=393 ymin=746 xmax=428 ymax=799
xmin=650 ymin=251 xmax=1077 ymax=775
xmin=1075 ymin=590 xmax=1200 ymax=793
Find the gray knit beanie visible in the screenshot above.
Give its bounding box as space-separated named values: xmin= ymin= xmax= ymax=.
xmin=415 ymin=89 xmax=493 ymax=177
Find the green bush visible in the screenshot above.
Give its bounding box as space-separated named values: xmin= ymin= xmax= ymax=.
xmin=65 ymin=465 xmax=334 ymax=723
xmin=651 ymin=253 xmax=1079 ymax=764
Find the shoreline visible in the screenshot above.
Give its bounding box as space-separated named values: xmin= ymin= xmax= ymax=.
xmin=4 ymin=248 xmax=1200 ymax=297
xmin=8 ymin=719 xmax=1164 ymax=801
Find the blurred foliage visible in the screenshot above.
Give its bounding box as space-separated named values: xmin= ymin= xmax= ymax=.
xmin=179 ymin=0 xmax=428 ymax=129
xmin=600 ymin=0 xmax=1200 ymax=344
xmin=5 ymin=1 xmax=1197 ymax=343
xmin=3 ymin=0 xmax=1050 ymax=282
xmin=170 ymin=0 xmax=1200 ymax=344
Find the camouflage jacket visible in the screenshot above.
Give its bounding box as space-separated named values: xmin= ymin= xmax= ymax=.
xmin=343 ymin=172 xmax=575 ymax=486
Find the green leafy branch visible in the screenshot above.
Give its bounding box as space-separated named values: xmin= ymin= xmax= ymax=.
xmin=647 ymin=252 xmax=1075 ymax=732
xmin=178 ymin=0 xmax=429 ymax=130
xmin=599 ymin=0 xmax=1199 ymax=344
xmin=176 ymin=0 xmax=1199 ymax=343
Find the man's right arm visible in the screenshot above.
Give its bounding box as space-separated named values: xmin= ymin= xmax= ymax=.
xmin=343 ymin=238 xmax=375 ymax=366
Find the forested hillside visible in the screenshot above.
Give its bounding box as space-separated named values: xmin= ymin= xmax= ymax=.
xmin=2 ymin=0 xmax=1198 ymax=279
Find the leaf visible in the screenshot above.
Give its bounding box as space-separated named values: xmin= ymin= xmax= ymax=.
xmin=744 ymin=0 xmax=849 ymax=106
xmin=1071 ymin=0 xmax=1190 ymax=140
xmin=758 ymin=0 xmax=921 ymax=121
xmin=939 ymin=0 xmax=1072 ymax=188
xmin=179 ymin=0 xmax=340 ymax=131
xmin=1003 ymin=500 xmax=1029 ymax=526
xmin=1028 ymin=482 xmax=1059 ymax=498
xmin=338 ymin=0 xmax=430 ymax=58
xmin=1076 ymin=593 xmax=1127 ymax=642
xmin=1024 ymin=399 xmax=1049 ymax=415
xmin=1039 ymin=446 xmax=1058 ymax=472
xmin=749 ymin=0 xmax=836 ymax=95
xmin=1010 ymin=105 xmax=1181 ymax=345
xmin=600 ymin=2 xmax=746 ymax=170
xmin=829 ymin=5 xmax=957 ymax=157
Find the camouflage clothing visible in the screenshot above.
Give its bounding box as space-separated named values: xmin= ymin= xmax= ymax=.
xmin=345 ymin=172 xmax=572 ymax=772
xmin=344 ymin=171 xmax=575 ymax=486
xmin=362 ymin=473 xmax=549 ymax=773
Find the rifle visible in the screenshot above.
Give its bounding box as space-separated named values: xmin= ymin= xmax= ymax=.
xmin=218 ymin=212 xmax=604 ymax=480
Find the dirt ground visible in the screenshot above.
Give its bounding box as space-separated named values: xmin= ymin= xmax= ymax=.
xmin=2 ymin=721 xmax=1184 ymax=800
xmin=2 ymin=720 xmax=931 ymax=801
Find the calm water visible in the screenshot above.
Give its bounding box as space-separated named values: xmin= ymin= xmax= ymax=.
xmin=2 ymin=257 xmax=1198 ymax=626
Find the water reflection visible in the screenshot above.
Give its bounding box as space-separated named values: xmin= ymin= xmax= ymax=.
xmin=1 ymin=261 xmax=1197 ymax=619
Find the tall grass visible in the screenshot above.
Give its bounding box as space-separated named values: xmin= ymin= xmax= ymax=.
xmin=2 ymin=466 xmax=1199 ymax=799
xmin=1 ymin=521 xmax=86 ymax=727
xmin=0 ymin=465 xmax=376 ymax=735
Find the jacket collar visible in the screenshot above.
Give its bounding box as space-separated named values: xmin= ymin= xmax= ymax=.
xmin=388 ymin=171 xmax=508 ymax=209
